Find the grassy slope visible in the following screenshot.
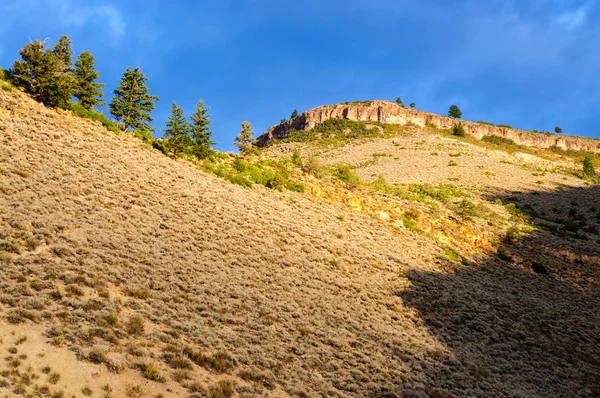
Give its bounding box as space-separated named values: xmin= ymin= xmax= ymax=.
xmin=0 ymin=88 xmax=599 ymax=397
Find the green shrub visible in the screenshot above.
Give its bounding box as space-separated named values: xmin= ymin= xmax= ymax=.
xmin=456 ymin=199 xmax=480 ymax=219
xmin=266 ymin=173 xmax=286 ymax=191
xmin=280 ymin=119 xmax=373 ymax=144
xmin=333 ymin=164 xmax=360 ymax=186
xmin=132 ymin=128 xmax=154 ymax=143
xmin=152 ymin=140 xmax=169 ymax=155
xmin=291 ymin=150 xmax=303 ymax=168
xmin=452 ymin=123 xmax=466 ymax=137
xmin=370 ymin=174 xmax=393 ymax=193
xmin=61 ymin=101 xmax=119 ymax=133
xmin=582 ymin=154 xmax=596 ymax=181
xmin=496 ymin=124 xmax=513 ymax=129
xmin=232 ymin=158 xmax=246 ymax=172
xmin=142 ymin=364 xmax=165 ymax=382
xmin=425 ymin=119 xmax=437 ymax=128
xmin=0 ymin=67 xmax=6 ymax=80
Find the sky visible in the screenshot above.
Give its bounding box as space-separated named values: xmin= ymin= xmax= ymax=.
xmin=1 ymin=0 xmax=599 ymax=151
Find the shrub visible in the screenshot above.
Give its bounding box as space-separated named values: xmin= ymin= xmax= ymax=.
xmin=152 ymin=139 xmax=169 ymax=155
xmin=456 ymin=200 xmax=479 ymax=219
xmin=292 ymin=150 xmax=303 ymax=168
xmin=142 ymin=364 xmax=165 ymax=382
xmin=127 ymin=315 xmax=145 ymax=335
xmin=582 ymin=154 xmax=596 ymax=181
xmin=61 ymin=101 xmax=119 ymax=133
xmin=425 ymin=119 xmax=437 ymax=128
xmin=333 ymin=164 xmax=360 ymax=186
xmin=132 ymin=128 xmax=154 ymax=143
xmin=0 ymin=67 xmax=6 ymax=81
xmin=452 ymin=123 xmax=466 ymax=137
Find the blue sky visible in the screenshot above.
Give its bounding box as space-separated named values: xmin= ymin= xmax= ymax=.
xmin=1 ymin=0 xmax=598 ymax=150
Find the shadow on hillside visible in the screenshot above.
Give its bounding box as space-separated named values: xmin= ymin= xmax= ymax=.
xmin=394 ymin=184 xmax=600 ymax=397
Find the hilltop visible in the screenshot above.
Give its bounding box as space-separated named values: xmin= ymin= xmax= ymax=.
xmin=258 ymin=100 xmax=600 ymax=153
xmin=0 ymin=81 xmax=599 ymax=398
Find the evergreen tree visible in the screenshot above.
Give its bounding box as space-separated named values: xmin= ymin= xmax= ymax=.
xmin=234 ymin=121 xmax=256 ymax=155
xmin=190 ymin=99 xmax=215 ymax=159
xmin=53 ymin=35 xmax=73 ymax=69
xmin=51 ymin=35 xmax=74 ymax=106
xmin=11 ymin=39 xmax=69 ymax=107
xmin=109 ymin=67 xmax=159 ymax=132
xmin=291 ymin=109 xmax=298 ymax=119
xmin=395 ymin=97 xmax=404 ymax=106
xmin=555 ymin=126 xmax=563 ymax=134
xmin=163 ymin=101 xmax=191 ymax=156
xmin=410 ymin=103 xmax=416 ymax=109
xmin=11 ymin=40 xmax=47 ymax=100
xmin=73 ymin=51 xmax=105 ymax=110
xmin=448 ymin=104 xmax=462 ymax=119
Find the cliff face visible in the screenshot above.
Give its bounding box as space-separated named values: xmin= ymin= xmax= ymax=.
xmin=257 ymin=100 xmax=600 ymax=153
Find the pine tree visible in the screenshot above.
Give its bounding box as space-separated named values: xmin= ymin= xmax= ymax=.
xmin=234 ymin=121 xmax=256 ymax=155
xmin=395 ymin=97 xmax=404 ymax=106
xmin=73 ymin=51 xmax=105 ymax=110
xmin=448 ymin=105 xmax=462 ymax=119
xmin=163 ymin=102 xmax=191 ymax=156
xmin=11 ymin=40 xmax=47 ymax=100
xmin=190 ymin=99 xmax=215 ymax=159
xmin=11 ymin=39 xmax=70 ymax=107
xmin=555 ymin=126 xmax=563 ymax=134
xmin=53 ymin=35 xmax=73 ymax=69
xmin=291 ymin=109 xmax=298 ymax=119
xmin=50 ymin=35 xmax=74 ymax=106
xmin=109 ymin=67 xmax=159 ymax=132
xmin=410 ymin=103 xmax=416 ymax=109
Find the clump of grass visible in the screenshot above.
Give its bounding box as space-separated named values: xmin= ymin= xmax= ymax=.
xmin=48 ymin=372 xmax=61 ymax=385
xmin=88 ymin=347 xmax=106 ymax=364
xmin=444 ymin=249 xmax=461 ymax=263
xmin=127 ymin=315 xmax=145 ymax=335
xmin=123 ymin=286 xmax=151 ymax=300
xmin=125 ymin=385 xmax=144 ymax=398
xmin=65 ymin=284 xmax=84 ymax=297
xmin=183 ymin=347 xmax=236 ymax=373
xmin=205 ymin=380 xmax=235 ymax=398
xmin=82 ymin=386 xmax=93 ymax=396
xmin=141 ymin=364 xmax=165 ymax=382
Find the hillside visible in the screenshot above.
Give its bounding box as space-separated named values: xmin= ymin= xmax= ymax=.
xmin=1 ymin=85 xmax=599 ymax=398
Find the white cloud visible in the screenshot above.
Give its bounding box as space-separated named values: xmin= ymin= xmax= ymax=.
xmin=2 ymin=0 xmax=126 ymax=38
xmin=557 ymin=5 xmax=589 ymax=29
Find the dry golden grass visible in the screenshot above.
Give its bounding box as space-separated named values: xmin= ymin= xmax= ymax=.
xmin=0 ymin=88 xmax=599 ymax=397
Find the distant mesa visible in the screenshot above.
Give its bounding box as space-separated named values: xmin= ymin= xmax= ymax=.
xmin=257 ymin=100 xmax=600 ymax=153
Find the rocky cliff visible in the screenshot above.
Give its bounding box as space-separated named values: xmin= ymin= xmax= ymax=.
xmin=257 ymin=100 xmax=600 ymax=153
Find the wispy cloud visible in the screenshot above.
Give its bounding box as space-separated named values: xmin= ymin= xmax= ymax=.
xmin=1 ymin=0 xmax=126 ymax=38
xmin=557 ymin=5 xmax=589 ymax=29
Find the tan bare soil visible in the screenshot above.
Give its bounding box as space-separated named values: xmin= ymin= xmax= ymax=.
xmin=0 ymin=87 xmax=599 ymax=397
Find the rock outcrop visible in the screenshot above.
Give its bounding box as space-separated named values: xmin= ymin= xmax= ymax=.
xmin=257 ymin=100 xmax=600 ymax=153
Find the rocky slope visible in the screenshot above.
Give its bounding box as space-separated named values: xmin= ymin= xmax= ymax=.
xmin=0 ymin=84 xmax=599 ymax=397
xmin=258 ymin=100 xmax=600 ymax=153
